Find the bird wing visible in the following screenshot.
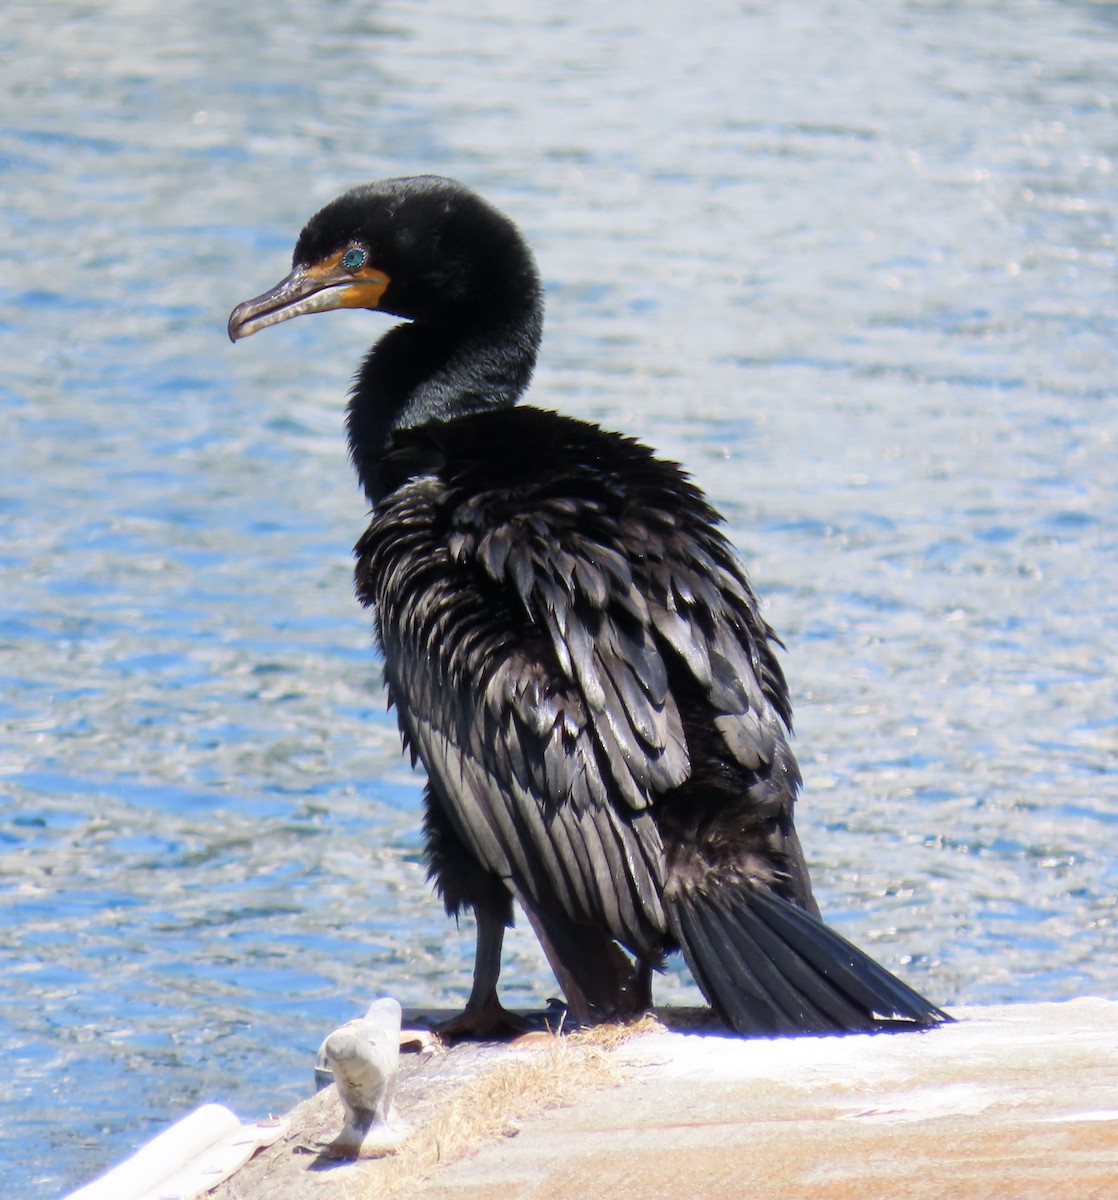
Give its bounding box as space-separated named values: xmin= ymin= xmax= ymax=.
xmin=442 ymin=413 xmax=796 ymax=799
xmin=358 ymin=411 xmax=796 ymax=951
xmin=358 ymin=472 xmax=667 ymax=954
xmin=459 ymin=479 xmax=793 ymax=802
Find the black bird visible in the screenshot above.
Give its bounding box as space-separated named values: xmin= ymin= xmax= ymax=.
xmin=229 ymin=176 xmax=948 ymax=1038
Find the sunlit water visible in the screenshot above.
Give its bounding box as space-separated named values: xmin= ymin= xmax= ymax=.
xmin=2 ymin=1 xmax=1116 ymax=1195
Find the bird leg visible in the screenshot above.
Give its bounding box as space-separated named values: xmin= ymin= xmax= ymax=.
xmin=435 ymin=895 xmax=529 ymax=1041
xmin=519 ymin=900 xmax=642 ymax=1025
xmin=628 ymin=958 xmax=655 ymax=1014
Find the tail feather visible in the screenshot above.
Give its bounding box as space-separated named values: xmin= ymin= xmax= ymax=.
xmin=748 ymin=888 xmax=950 ymax=1026
xmin=708 ymin=892 xmax=869 ymax=1031
xmin=678 ymin=891 xmax=801 ymax=1032
xmin=669 ymin=881 xmax=950 ymax=1036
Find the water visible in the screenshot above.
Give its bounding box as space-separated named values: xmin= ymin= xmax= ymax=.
xmin=2 ymin=0 xmax=1116 ymax=1193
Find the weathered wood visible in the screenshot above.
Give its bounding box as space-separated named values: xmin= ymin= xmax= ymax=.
xmin=72 ymin=1001 xmax=1118 ymax=1200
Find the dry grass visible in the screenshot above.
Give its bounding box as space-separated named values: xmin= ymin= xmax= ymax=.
xmin=354 ymin=1014 xmax=663 ymax=1198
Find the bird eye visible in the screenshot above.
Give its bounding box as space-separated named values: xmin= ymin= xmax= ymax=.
xmin=342 ymin=247 xmax=368 ymax=271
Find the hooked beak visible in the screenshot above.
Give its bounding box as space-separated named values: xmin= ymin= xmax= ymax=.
xmin=228 ymin=252 xmax=390 ymax=342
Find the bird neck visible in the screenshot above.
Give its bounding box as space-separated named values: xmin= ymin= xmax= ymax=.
xmin=346 ymin=305 xmax=542 ymax=504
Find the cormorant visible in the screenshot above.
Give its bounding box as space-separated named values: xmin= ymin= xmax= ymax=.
xmin=228 ymin=176 xmax=948 ymax=1038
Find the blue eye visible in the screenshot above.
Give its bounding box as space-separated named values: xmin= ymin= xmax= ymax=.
xmin=342 ymin=247 xmax=367 ymax=271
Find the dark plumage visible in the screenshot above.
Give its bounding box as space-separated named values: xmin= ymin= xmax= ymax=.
xmin=229 ymin=175 xmax=949 ymax=1037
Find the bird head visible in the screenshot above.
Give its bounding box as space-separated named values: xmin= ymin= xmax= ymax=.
xmin=228 ymin=176 xmax=539 ymax=342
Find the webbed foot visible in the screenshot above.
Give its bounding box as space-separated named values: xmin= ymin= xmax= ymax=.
xmin=435 ymin=991 xmax=533 ymax=1042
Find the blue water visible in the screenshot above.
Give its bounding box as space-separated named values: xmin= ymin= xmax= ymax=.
xmin=2 ymin=1 xmax=1116 ymax=1194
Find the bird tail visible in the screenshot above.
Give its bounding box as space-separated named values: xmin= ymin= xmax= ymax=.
xmin=667 ymin=881 xmax=950 ymax=1035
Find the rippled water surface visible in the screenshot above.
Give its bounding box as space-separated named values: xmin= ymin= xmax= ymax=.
xmin=3 ymin=1 xmax=1117 ymax=1195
